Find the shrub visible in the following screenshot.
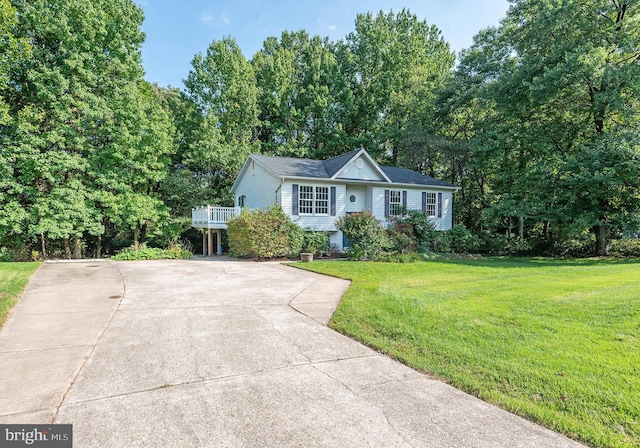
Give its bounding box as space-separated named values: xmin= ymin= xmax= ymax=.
xmin=435 ymin=224 xmax=480 ymax=253
xmin=0 ymin=248 xmax=12 ymax=262
xmin=387 ymin=209 xmax=438 ymax=254
xmin=111 ymin=243 xmax=192 ymax=260
xmin=227 ymin=206 xmax=303 ymax=259
xmin=387 ymin=219 xmax=417 ymax=254
xmin=0 ymin=246 xmax=34 ymax=262
xmin=302 ymin=230 xmax=329 ymax=255
xmin=610 ymin=238 xmax=640 ymax=257
xmin=548 ymin=232 xmax=595 ymax=257
xmin=337 ymin=211 xmax=392 ymax=260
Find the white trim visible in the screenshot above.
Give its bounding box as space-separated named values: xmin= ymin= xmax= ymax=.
xmin=330 ymin=148 xmax=392 ymax=183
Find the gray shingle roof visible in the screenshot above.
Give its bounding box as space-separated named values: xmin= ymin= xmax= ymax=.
xmin=250 ymin=151 xmax=456 ymax=189
xmin=323 ymin=149 xmax=361 ymax=177
xmin=251 ymin=154 xmax=328 ymax=178
xmin=380 ymin=166 xmax=456 ymax=188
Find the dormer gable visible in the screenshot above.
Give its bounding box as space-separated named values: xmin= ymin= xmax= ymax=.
xmin=326 ymin=148 xmax=391 ymax=182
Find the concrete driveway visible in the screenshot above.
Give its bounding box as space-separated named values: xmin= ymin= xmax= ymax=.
xmin=0 ymin=259 xmax=585 ymax=447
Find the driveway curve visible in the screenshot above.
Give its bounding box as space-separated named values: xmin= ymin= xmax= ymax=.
xmin=0 ymin=259 xmax=585 ymax=447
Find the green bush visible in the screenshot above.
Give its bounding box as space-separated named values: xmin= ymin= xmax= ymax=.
xmin=337 ymin=211 xmax=392 ymax=260
xmin=302 ymin=230 xmax=329 ymax=255
xmin=0 ymin=246 xmax=33 ymax=262
xmin=227 ymin=206 xmax=303 ymax=259
xmin=387 ymin=209 xmax=438 ymax=254
xmin=548 ymin=232 xmax=595 ymax=257
xmin=386 ymin=219 xmax=417 ymax=254
xmin=0 ymin=248 xmax=12 ymax=262
xmin=111 ymin=243 xmax=192 ymax=260
xmin=435 ymin=224 xmax=480 ymax=253
xmin=610 ymin=238 xmax=640 ymax=257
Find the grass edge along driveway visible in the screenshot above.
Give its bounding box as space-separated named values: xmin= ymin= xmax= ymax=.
xmin=296 ymin=257 xmax=640 ymax=448
xmin=0 ymin=262 xmax=40 ymax=328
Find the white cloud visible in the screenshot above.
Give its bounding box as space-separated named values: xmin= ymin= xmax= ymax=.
xmin=317 ymin=19 xmax=337 ymax=32
xmin=200 ymin=11 xmax=231 ymax=25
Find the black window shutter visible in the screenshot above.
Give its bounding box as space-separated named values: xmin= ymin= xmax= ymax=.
xmin=402 ymin=190 xmax=407 ymax=208
xmin=437 ymin=192 xmax=443 ymax=218
xmin=330 ymin=186 xmax=336 ymax=216
xmin=384 ymin=189 xmax=390 ymax=217
xmin=422 ymin=192 xmax=427 ymax=213
xmin=292 ymin=184 xmax=299 ymax=215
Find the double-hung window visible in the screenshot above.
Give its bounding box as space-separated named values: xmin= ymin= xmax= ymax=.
xmin=300 ymin=186 xmax=314 ymax=214
xmin=422 ymin=191 xmax=442 ymax=218
xmin=299 ymin=186 xmax=329 ymax=215
xmin=314 ymin=186 xmax=329 ymax=214
xmin=384 ymin=189 xmax=407 ymax=217
xmin=389 ymin=190 xmax=403 ymax=216
xmin=424 ymin=192 xmax=436 ymax=217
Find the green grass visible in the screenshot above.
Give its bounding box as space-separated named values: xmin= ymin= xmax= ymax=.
xmin=0 ymin=262 xmax=40 ymax=328
xmin=296 ymin=257 xmax=640 ymax=448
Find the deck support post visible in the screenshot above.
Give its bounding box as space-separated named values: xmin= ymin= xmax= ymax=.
xmin=216 ymin=229 xmax=222 ymax=256
xmin=207 ymin=228 xmax=214 ymax=257
xmin=202 ymin=229 xmax=207 ymax=255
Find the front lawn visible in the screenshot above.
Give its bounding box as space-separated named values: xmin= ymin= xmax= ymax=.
xmin=297 ymin=257 xmax=640 ymax=448
xmin=0 ymin=262 xmax=40 ymax=328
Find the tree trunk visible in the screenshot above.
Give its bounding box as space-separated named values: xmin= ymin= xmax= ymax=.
xmin=133 ymin=227 xmax=140 ymax=249
xmin=593 ymin=224 xmax=610 ymax=257
xmin=63 ymin=238 xmax=71 ymax=259
xmin=73 ymin=234 xmax=82 ymax=259
xmin=96 ymin=234 xmax=102 ymax=258
xmin=518 ymin=216 xmax=524 ymax=240
xmin=543 ymin=220 xmax=551 ymax=241
xmin=40 ymin=233 xmax=47 ymax=259
xmin=140 ymin=220 xmax=148 ymax=242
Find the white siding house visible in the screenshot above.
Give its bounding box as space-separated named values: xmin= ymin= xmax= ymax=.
xmin=193 ymin=148 xmax=458 ymax=253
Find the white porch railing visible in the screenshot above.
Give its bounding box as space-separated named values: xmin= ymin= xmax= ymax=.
xmin=192 ymin=206 xmax=243 ymax=227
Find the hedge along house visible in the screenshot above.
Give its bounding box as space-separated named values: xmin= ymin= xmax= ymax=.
xmin=192 ymin=148 xmax=458 ymax=254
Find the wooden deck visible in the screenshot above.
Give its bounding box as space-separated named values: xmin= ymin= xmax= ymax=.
xmin=192 ymin=206 xmax=242 ymax=255
xmin=191 ymin=206 xmax=242 ymax=230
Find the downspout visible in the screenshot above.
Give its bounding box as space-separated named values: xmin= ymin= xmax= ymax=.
xmin=276 ymin=180 xmax=282 ymax=205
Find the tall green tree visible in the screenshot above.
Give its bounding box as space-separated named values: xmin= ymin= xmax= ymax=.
xmin=2 ymin=0 xmax=174 ymax=257
xmin=91 ymin=80 xmax=174 ymax=250
xmin=451 ymin=0 xmax=640 ymax=255
xmin=0 ymin=0 xmax=29 ymax=124
xmin=153 ymin=85 xmax=210 ymax=228
xmin=337 ymin=9 xmax=454 ymax=163
xmin=183 ymin=37 xmax=259 ymax=204
xmin=252 ymin=30 xmax=347 ymax=159
xmin=0 ymin=0 xmax=31 ymax=245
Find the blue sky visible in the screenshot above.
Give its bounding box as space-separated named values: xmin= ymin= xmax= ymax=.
xmin=137 ymin=0 xmax=510 ymax=88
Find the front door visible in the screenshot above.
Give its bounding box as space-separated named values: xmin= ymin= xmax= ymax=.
xmin=342 ymin=211 xmax=358 ymax=249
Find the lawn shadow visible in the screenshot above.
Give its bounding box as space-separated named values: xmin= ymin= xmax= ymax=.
xmin=427 ymin=255 xmax=640 ymax=269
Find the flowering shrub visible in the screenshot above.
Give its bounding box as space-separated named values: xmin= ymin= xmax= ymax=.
xmin=226 ymin=206 xmax=303 ymax=258
xmin=337 ymin=211 xmax=392 ymax=260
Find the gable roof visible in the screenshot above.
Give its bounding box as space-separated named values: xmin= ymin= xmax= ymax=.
xmin=251 ymin=154 xmax=328 ymax=179
xmin=232 ymin=149 xmax=457 ymax=192
xmin=323 ymin=149 xmax=361 ymax=177
xmin=327 ymin=148 xmax=390 ymax=182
